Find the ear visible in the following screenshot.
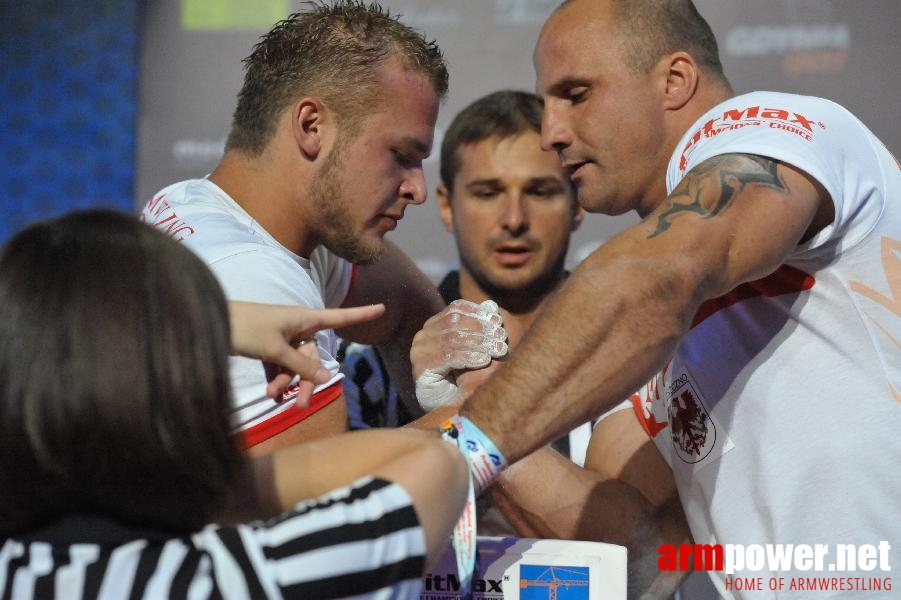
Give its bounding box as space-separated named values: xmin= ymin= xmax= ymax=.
xmin=291 ymin=98 xmax=328 ymax=160
xmin=660 ymin=51 xmax=699 ymax=111
xmin=570 ymin=203 xmax=585 ymax=232
xmin=436 ymin=184 xmax=455 ymax=233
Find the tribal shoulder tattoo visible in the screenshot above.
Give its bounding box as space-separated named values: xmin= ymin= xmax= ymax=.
xmin=650 ymin=154 xmax=789 ymax=238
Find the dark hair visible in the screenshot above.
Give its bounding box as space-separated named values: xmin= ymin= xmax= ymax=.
xmin=440 ymin=90 xmax=544 ymax=193
xmin=0 ymin=210 xmax=243 ymax=536
xmin=557 ymin=0 xmax=727 ymax=82
xmin=227 ymin=0 xmax=448 ymax=155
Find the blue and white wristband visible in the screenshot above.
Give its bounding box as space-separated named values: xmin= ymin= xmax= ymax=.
xmin=440 ymin=415 xmax=509 ymax=598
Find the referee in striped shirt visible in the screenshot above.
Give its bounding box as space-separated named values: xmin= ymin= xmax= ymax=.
xmin=0 ymin=210 xmax=468 ymax=599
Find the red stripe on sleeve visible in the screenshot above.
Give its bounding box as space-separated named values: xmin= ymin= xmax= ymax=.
xmin=691 ymin=264 xmax=815 ymax=328
xmin=240 ymin=382 xmax=344 ymax=448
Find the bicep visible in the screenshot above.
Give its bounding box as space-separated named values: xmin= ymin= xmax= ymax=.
xmin=584 ymin=408 xmax=674 ymax=508
xmin=641 ymin=153 xmax=827 ymax=298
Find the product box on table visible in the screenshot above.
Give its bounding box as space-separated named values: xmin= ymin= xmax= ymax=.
xmin=421 ymin=536 xmax=627 ymax=600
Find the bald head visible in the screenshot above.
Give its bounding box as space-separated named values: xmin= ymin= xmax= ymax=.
xmin=551 ymin=0 xmax=729 ymax=84
xmin=534 ymin=0 xmax=733 ymax=217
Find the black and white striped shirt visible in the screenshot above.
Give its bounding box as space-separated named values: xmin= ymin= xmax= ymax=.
xmin=1 ymin=477 xmax=426 ymax=599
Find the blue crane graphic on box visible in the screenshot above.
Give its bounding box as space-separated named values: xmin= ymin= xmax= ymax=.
xmin=519 ymin=565 xmax=590 ymax=600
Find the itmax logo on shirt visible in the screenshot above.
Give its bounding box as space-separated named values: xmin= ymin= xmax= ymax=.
xmin=678 ymin=105 xmax=827 ymax=171
xmin=659 ymin=542 xmax=892 ymax=593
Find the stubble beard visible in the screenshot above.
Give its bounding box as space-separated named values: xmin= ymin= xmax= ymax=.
xmin=309 ymin=139 xmax=384 ymax=265
xmin=458 ymin=244 xmax=568 ymax=314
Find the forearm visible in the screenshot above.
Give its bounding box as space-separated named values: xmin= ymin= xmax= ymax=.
xmin=459 ymin=154 xmax=823 ymax=464
xmin=375 ymin=293 xmax=445 ymax=412
xmin=268 ymin=429 xmax=448 ymax=509
xmin=375 ymin=335 xmax=425 ymax=420
xmin=225 ymin=429 xmax=434 ymax=519
xmin=460 ymin=247 xmax=697 ymax=464
xmin=286 ymin=428 xmax=469 ymax=570
xmin=627 ymin=493 xmax=693 ymax=600
xmin=227 ymin=428 xmax=468 ymax=569
xmin=490 ymin=447 xmax=654 ymax=544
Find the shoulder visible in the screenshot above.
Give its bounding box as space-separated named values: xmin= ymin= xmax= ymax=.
xmin=141 ymin=179 xmax=264 ymax=252
xmin=309 ymin=245 xmax=353 ymax=282
xmin=674 ymin=92 xmax=866 ymax=174
xmin=669 ymin=91 xmax=878 ymax=204
xmin=309 ymin=246 xmax=354 ymax=307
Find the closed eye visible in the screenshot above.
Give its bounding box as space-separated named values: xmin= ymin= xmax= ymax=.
xmin=528 ymin=186 xmax=555 ymax=198
xmin=525 ymin=178 xmax=564 ymax=199
xmin=472 ymin=187 xmax=500 ymax=199
xmin=391 ymin=141 xmax=429 ymax=169
xmin=568 ymin=86 xmax=589 ymax=104
xmin=392 ymin=149 xmax=416 ymax=167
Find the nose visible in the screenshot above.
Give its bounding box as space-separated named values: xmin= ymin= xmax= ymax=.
xmin=399 ymin=167 xmax=427 ymax=205
xmin=501 ymin=193 xmax=528 ymax=235
xmin=540 ymin=101 xmax=573 ymax=153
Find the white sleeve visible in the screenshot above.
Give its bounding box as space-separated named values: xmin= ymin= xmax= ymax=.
xmin=667 ymin=91 xmax=885 ymax=255
xmin=310 ymin=245 xmax=353 ymax=308
xmin=206 ymin=247 xmax=344 ymax=433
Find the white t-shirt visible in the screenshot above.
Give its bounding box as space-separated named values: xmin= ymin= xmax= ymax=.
xmin=631 ymin=92 xmax=901 ymax=598
xmin=140 ymin=179 xmax=353 ymax=440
